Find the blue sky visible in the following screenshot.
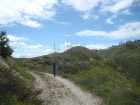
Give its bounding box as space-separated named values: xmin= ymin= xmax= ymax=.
xmin=0 ymin=0 xmax=140 ymax=58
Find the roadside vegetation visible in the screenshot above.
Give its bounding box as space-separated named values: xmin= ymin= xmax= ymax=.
xmin=0 ymin=31 xmax=42 ymax=105
xmin=67 ymin=59 xmax=140 ymax=105
xmin=0 ymin=57 xmax=43 ymax=105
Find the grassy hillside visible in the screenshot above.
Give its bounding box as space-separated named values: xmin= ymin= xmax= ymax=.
xmin=0 ymin=56 xmax=42 ymax=105
xmin=20 ymin=46 xmax=101 ymax=74
xmin=97 ymin=40 xmax=140 ymax=59
xmin=68 ymin=59 xmax=140 ymax=105
xmin=97 ymin=40 xmax=140 ymax=83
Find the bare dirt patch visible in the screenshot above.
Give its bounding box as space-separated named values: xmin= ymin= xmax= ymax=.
xmin=29 ymin=71 xmax=104 ymax=105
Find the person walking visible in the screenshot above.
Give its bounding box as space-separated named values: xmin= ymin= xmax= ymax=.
xmin=52 ymin=62 xmax=57 ymax=77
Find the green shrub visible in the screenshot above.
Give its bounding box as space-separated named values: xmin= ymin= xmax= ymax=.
xmin=13 ymin=62 xmax=35 ymax=81
xmin=1 ymin=94 xmax=34 ymax=105
xmin=67 ymin=60 xmax=140 ymax=105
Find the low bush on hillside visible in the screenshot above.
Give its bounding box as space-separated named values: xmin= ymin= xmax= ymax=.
xmin=66 ymin=59 xmax=140 ymax=105
xmin=0 ymin=60 xmax=42 ymax=105
xmin=12 ymin=62 xmax=35 ymax=81
xmin=97 ymin=40 xmax=140 ymax=83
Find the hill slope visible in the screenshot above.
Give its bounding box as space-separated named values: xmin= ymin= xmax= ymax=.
xmin=96 ymin=40 xmax=140 ymax=82
xmin=0 ymin=56 xmax=42 ymax=105
xmin=20 ymin=46 xmax=101 ymax=74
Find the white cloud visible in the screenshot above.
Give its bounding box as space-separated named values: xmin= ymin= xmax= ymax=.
xmin=82 ymin=12 xmax=90 ymax=20
xmin=94 ymin=15 xmax=99 ymax=20
xmin=62 ymin=0 xmax=100 ymax=12
xmin=81 ymin=12 xmax=99 ymax=20
xmin=19 ymin=19 xmax=42 ymax=28
xmin=10 ymin=42 xmax=44 ymax=51
xmin=76 ymin=21 xmax=140 ymax=39
xmin=61 ymin=0 xmax=137 ymax=20
xmin=27 ymin=44 xmax=44 ymax=51
xmin=10 ymin=42 xmax=55 ymax=58
xmin=62 ymin=0 xmax=137 ymax=14
xmin=121 ymin=9 xmax=132 ymax=15
xmin=12 ymin=53 xmax=40 ymax=58
xmin=100 ymin=0 xmax=135 ymax=13
xmin=44 ymin=47 xmax=54 ymax=54
xmin=0 ymin=0 xmax=58 ymax=28
xmin=7 ymin=35 xmax=28 ymax=41
xmin=9 ymin=42 xmax=18 ymax=49
xmin=106 ymin=18 xmax=114 ymax=24
xmin=106 ymin=15 xmax=117 ymax=24
xmin=62 ymin=0 xmax=99 ymax=20
xmin=18 ymin=42 xmax=27 ymax=49
xmin=85 ymin=44 xmax=110 ymax=50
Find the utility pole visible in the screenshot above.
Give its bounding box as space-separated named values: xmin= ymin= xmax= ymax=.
xmin=57 ymin=45 xmax=59 ymax=68
xmin=58 ymin=45 xmax=59 ymax=53
xmin=83 ymin=42 xmax=86 ymax=71
xmin=67 ymin=40 xmax=68 ymax=51
xmin=54 ymin=39 xmax=56 ymax=63
xmin=70 ymin=37 xmax=72 ymax=68
xmin=63 ymin=45 xmax=65 ymax=73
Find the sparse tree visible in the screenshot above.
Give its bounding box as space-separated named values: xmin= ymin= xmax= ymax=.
xmin=0 ymin=31 xmax=13 ymax=59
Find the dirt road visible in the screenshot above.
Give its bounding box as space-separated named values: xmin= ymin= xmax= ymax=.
xmin=29 ymin=71 xmax=104 ymax=105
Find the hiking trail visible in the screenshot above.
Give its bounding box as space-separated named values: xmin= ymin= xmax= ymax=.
xmin=29 ymin=71 xmax=104 ymax=105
